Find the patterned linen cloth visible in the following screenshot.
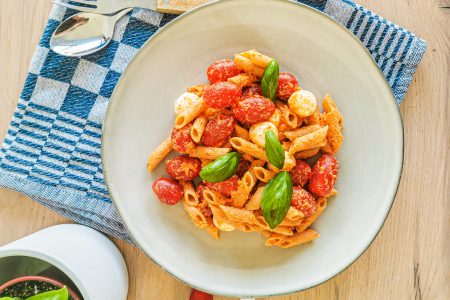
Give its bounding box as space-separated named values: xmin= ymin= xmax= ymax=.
xmin=0 ymin=0 xmax=426 ymax=242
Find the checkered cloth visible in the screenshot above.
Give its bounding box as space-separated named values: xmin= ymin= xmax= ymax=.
xmin=0 ymin=0 xmax=426 ymax=242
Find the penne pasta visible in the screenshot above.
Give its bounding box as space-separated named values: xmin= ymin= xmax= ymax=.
xmin=187 ymin=83 xmax=208 ymax=97
xmin=201 ymin=158 xmax=212 ymax=167
xmin=245 ymin=186 xmax=264 ymax=210
xmin=232 ymin=171 xmax=257 ymax=208
xmin=253 ymin=167 xmax=276 ymax=183
xmin=204 ymin=218 xmax=220 ymax=240
xmin=175 ymin=97 xmax=207 ymax=129
xmin=220 ymin=204 xmax=259 ymax=225
xmin=276 ymin=101 xmax=299 ymax=129
xmin=228 ymin=73 xmax=255 ymax=89
xmin=322 ymin=94 xmax=343 ymax=126
xmin=183 ymin=200 xmax=208 ymax=228
xmin=254 ymin=215 xmax=294 ymax=236
xmin=294 ymin=147 xmax=320 ymax=159
xmin=190 ymin=114 xmax=207 ymax=143
xmin=181 ymin=181 xmax=199 ymax=206
xmin=203 ymin=189 xmax=230 ymax=206
xmin=147 ymin=136 xmax=173 ymax=172
xmin=288 ymin=126 xmax=328 ymax=154
xmin=269 ymin=109 xmax=281 ymax=128
xmin=234 ymin=124 xmax=251 ymax=141
xmin=203 ymin=107 xmax=221 ymax=120
xmin=188 ymin=146 xmax=231 ymax=160
xmin=285 ymin=207 xmax=304 ymax=221
xmin=266 ymin=151 xmax=296 ymax=172
xmin=265 ymin=229 xmax=319 ymax=248
xmin=325 ymin=188 xmax=338 ymax=198
xmin=320 ymin=108 xmax=344 ymax=154
xmin=242 ymin=49 xmax=273 ymax=68
xmin=296 ymin=197 xmax=327 ymax=233
xmin=234 ymin=54 xmax=265 ymax=77
xmin=284 ymin=124 xmax=321 ymax=141
xmin=304 ymin=104 xmax=320 ymax=125
xmin=229 ymin=137 xmax=268 ymax=161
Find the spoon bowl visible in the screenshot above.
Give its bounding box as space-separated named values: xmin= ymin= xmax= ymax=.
xmin=50 ymin=8 xmax=132 ymax=57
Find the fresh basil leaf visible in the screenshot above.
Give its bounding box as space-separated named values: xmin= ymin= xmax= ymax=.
xmin=199 ymin=152 xmax=241 ymax=182
xmin=0 ymin=297 xmax=22 ymax=300
xmin=261 ymin=171 xmax=293 ymax=229
xmin=26 ymin=287 xmax=68 ymax=300
xmin=261 ymin=59 xmax=279 ymax=101
xmin=265 ymin=130 xmax=285 ymax=169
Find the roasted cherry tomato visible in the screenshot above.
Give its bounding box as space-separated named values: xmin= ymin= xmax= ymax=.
xmin=152 ymin=177 xmax=183 ymax=205
xmin=207 ymin=59 xmax=241 ymax=84
xmin=204 ymin=175 xmax=239 ymax=197
xmin=189 ymin=289 xmax=213 ymax=300
xmin=236 ymin=159 xmax=251 ymax=178
xmin=242 ymin=83 xmax=262 ymax=98
xmin=309 ymin=154 xmax=338 ymax=196
xmin=232 ymin=96 xmax=276 ymax=125
xmin=290 ymin=160 xmax=312 ymax=187
xmin=203 ymin=82 xmax=242 ymax=109
xmin=166 ymin=155 xmax=201 ymax=181
xmin=201 ymin=114 xmax=236 ymax=147
xmin=277 ymin=72 xmax=299 ymax=100
xmin=291 ymin=187 xmax=317 ymax=217
xmin=171 ymin=123 xmax=196 ymax=153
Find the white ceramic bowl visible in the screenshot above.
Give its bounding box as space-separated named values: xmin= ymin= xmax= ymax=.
xmin=102 ymin=0 xmax=403 ymax=297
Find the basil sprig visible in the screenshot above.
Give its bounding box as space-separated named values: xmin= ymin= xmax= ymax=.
xmin=0 ymin=287 xmax=70 ymax=300
xmin=261 ymin=171 xmax=293 ymax=229
xmin=200 ymin=152 xmax=241 ymax=182
xmin=261 ymin=59 xmax=279 ymax=101
xmin=265 ymin=130 xmax=285 ymax=169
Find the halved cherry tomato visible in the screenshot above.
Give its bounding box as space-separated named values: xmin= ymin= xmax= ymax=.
xmin=232 ymin=96 xmax=276 ymax=125
xmin=291 ymin=187 xmax=317 ymax=217
xmin=202 ymin=114 xmax=236 ymax=147
xmin=152 ymin=177 xmax=183 ymax=205
xmin=277 ymin=72 xmax=299 ymax=100
xmin=171 ymin=123 xmax=196 ymax=153
xmin=203 ymin=82 xmax=242 ymax=109
xmin=204 ymin=175 xmax=239 ymax=197
xmin=166 ymin=156 xmax=201 ymax=181
xmin=207 ymin=59 xmax=241 ymax=84
xmin=290 ymin=160 xmax=312 ymax=187
xmin=242 ymin=83 xmax=262 ymax=98
xmin=309 ymin=154 xmax=338 ymax=196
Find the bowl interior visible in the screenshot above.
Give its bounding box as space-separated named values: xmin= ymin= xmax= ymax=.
xmin=102 ymin=0 xmax=403 ymax=297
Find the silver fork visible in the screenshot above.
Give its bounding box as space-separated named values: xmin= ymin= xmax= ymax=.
xmin=52 ymin=0 xmax=207 ymax=15
xmin=52 ymin=0 xmax=157 ymax=14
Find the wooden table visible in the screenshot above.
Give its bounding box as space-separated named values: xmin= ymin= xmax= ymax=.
xmin=0 ymin=1 xmax=448 ymax=299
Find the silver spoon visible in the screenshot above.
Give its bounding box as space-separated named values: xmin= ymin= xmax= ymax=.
xmin=50 ymin=8 xmax=133 ymax=57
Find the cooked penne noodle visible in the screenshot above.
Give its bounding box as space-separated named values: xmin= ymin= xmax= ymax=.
xmin=242 ymin=49 xmax=273 ymax=68
xmin=228 ymin=73 xmax=255 ymax=89
xmin=234 ymin=124 xmax=250 ymax=140
xmin=245 ymin=186 xmax=264 ymax=210
xmin=322 ymin=94 xmax=343 ymax=126
xmin=296 ymin=197 xmax=327 ymax=233
xmin=242 ymin=154 xmax=255 ymax=162
xmin=220 ymin=204 xmax=259 ymax=225
xmin=204 ymin=218 xmax=220 ymax=240
xmin=183 ymin=200 xmax=208 ymax=228
xmin=266 ymin=152 xmax=296 ymax=172
xmin=281 ymin=141 xmax=292 ymax=151
xmin=187 ymin=83 xmax=208 ymax=97
xmin=190 ymin=114 xmax=207 ymax=143
xmin=147 ymin=136 xmax=173 ymax=172
xmin=188 ymin=146 xmax=231 ymax=160
xmin=253 ymin=167 xmax=276 ymax=183
xmin=229 ymin=137 xmax=268 ymax=161
xmin=288 ymin=126 xmax=328 ymax=154
xmin=295 ymin=147 xmax=321 ymax=159
xmin=285 ymin=207 xmax=304 ymax=221
xmin=175 ymin=97 xmax=207 ymax=129
xmin=284 ymin=124 xmax=321 ymax=141
xmin=320 ymin=109 xmax=344 ymax=154
xmin=203 ymin=189 xmax=230 ymax=206
xmin=232 ymin=171 xmax=257 ymax=208
xmin=325 ymin=188 xmax=338 ymax=197
xmin=265 ymin=229 xmax=319 ymax=248
xmin=254 ymin=215 xmax=294 ymax=236
xmin=234 ymin=54 xmax=265 ymax=77
xmin=276 ymin=101 xmax=299 ymax=129
xmin=305 ymin=104 xmax=320 ymax=125
xmin=181 ymin=181 xmax=199 ymax=206
xmin=201 ymin=158 xmax=212 ymax=167
xmin=203 ymin=107 xmax=221 ymax=120
xmin=213 ymin=215 xmax=235 ymax=232
xmin=269 ymin=109 xmax=281 ymax=128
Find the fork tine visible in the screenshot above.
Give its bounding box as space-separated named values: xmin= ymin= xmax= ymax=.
xmin=51 ymin=1 xmax=97 ymax=13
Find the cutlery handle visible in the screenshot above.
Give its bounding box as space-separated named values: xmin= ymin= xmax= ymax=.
xmin=156 ymin=0 xmax=211 ymax=14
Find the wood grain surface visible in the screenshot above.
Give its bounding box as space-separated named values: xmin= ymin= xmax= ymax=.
xmin=0 ymin=1 xmax=448 ymax=299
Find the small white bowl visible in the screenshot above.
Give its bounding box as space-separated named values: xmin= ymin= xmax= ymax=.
xmin=102 ymin=0 xmax=403 ymax=297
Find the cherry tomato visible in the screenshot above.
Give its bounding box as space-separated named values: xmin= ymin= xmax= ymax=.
xmin=207 ymin=59 xmax=241 ymax=84
xmin=236 ymin=159 xmax=251 ymax=178
xmin=232 ymin=96 xmax=276 ymax=125
xmin=204 ymin=175 xmax=239 ymax=197
xmin=277 ymin=72 xmax=299 ymax=100
xmin=291 ymin=187 xmax=317 ymax=217
xmin=203 ymin=82 xmax=242 ymax=109
xmin=152 ymin=177 xmax=183 ymax=205
xmin=309 ymin=154 xmax=339 ymax=196
xmin=171 ymin=123 xmax=196 ymax=153
xmin=201 ymin=114 xmax=236 ymax=147
xmin=242 ymin=83 xmax=262 ymax=98
xmin=290 ymin=160 xmax=312 ymax=187
xmin=166 ymin=155 xmax=201 ymax=181
xmin=189 ymin=289 xmax=213 ymax=300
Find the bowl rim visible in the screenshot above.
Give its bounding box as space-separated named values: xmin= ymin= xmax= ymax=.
xmin=101 ymin=0 xmax=404 ymax=297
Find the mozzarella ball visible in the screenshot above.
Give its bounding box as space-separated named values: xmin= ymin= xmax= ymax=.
xmin=288 ymin=90 xmax=317 ymax=117
xmin=249 ymin=122 xmax=279 ymax=147
xmin=174 ymin=92 xmax=201 ymax=115
xmin=213 ymin=217 xmax=235 ymax=231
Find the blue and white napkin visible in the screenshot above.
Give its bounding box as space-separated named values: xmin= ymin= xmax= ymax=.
xmin=0 ymin=0 xmax=426 ymax=242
